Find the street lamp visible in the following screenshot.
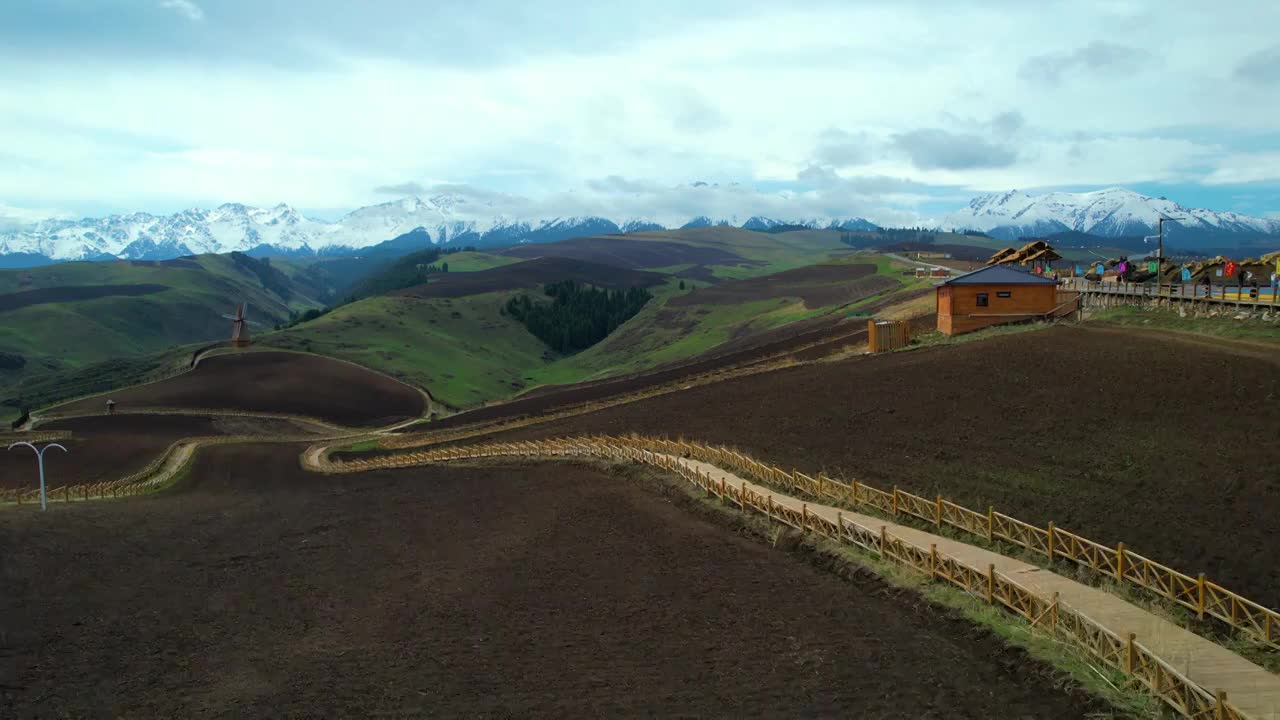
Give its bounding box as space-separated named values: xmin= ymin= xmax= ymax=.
xmin=1155 ymin=215 xmax=1191 ymax=293
xmin=8 ymin=442 xmax=68 ymax=511
xmin=1156 ymin=215 xmax=1191 ymax=272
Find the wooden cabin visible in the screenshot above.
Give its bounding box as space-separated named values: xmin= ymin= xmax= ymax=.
xmin=936 ymin=265 xmax=1060 ymax=335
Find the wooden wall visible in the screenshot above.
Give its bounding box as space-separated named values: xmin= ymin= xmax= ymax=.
xmin=937 ymin=284 xmax=1058 ymax=335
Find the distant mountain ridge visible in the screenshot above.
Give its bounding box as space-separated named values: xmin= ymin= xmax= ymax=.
xmin=943 ymin=187 xmax=1280 ymax=243
xmin=0 ymin=194 xmax=881 ymax=266
xmin=5 ymin=186 xmax=1276 ymax=267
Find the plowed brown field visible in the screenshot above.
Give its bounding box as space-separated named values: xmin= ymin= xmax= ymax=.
xmin=50 ymin=351 xmax=425 ymax=427
xmin=0 ymin=414 xmax=318 ymax=490
xmin=0 ymin=445 xmax=1105 ymax=718
xmin=496 ymin=325 xmax=1280 ymax=607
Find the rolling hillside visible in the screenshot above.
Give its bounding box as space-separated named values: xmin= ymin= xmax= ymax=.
xmin=0 ymin=253 xmax=324 ymax=421
xmin=262 ymin=234 xmax=924 ymax=409
xmin=6 ymin=229 xmax=927 ymax=418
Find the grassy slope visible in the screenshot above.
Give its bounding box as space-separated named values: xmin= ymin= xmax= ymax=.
xmin=0 ymin=254 xmax=321 ymax=420
xmin=625 ymin=227 xmax=855 ymax=279
xmin=263 ymin=249 xmax=928 ymax=410
xmin=261 ymin=293 xmax=554 ymax=408
xmin=441 ymin=251 xmax=520 ymax=272
xmin=529 ymin=254 xmax=928 ymax=385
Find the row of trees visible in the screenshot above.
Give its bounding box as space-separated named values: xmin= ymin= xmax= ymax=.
xmin=505 ymin=281 xmax=652 ymax=354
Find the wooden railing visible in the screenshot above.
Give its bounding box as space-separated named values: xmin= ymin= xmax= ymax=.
xmin=326 ymin=435 xmax=1250 ymax=720
xmin=0 ymin=429 xmax=324 ymax=506
xmin=1064 ymin=278 xmax=1280 ymax=307
xmin=0 ymin=430 xmax=71 ymax=444
xmin=331 ymin=435 xmax=1278 ymax=647
xmin=647 ymin=437 xmax=1277 ymax=649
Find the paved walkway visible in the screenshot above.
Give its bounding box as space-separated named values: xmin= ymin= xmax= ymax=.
xmin=677 ymin=457 xmax=1280 ymax=720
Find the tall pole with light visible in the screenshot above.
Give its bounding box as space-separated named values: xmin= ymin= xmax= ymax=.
xmin=8 ymin=442 xmax=68 ymax=511
xmin=1156 ymin=215 xmax=1189 ymax=292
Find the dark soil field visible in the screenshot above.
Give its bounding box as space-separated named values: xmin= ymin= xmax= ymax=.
xmin=395 ymin=257 xmax=665 ymax=299
xmin=0 ymin=445 xmax=1103 ymax=718
xmin=50 ymin=351 xmax=425 ymax=427
xmin=0 ymin=414 xmax=315 ymax=491
xmin=500 ymin=236 xmax=750 ymax=270
xmin=0 ymin=283 xmax=168 ymax=312
xmin=667 ymin=263 xmax=895 ymax=310
xmin=498 ymin=325 xmax=1280 ymax=607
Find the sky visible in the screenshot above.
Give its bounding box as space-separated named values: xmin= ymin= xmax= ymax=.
xmin=1 ymin=0 xmax=1279 ymax=226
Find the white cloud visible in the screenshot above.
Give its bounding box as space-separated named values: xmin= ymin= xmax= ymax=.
xmin=0 ymin=1 xmax=1278 ymax=221
xmin=159 ymin=0 xmax=204 ymax=21
xmin=1203 ymin=153 xmax=1280 ymax=185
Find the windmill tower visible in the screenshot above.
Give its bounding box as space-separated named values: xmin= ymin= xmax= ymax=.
xmin=230 ymin=303 xmax=251 ymax=347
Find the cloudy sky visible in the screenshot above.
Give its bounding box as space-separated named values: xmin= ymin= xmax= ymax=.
xmin=2 ymin=0 xmax=1279 ymax=225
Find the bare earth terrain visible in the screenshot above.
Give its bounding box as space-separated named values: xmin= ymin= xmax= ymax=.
xmin=496 ymin=325 xmax=1280 ymax=607
xmin=50 ymin=351 xmax=425 ymax=427
xmin=0 ymin=446 xmax=1104 ymax=718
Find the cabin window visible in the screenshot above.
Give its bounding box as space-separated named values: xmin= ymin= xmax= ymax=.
xmin=976 ymin=293 xmax=989 ymax=307
xmin=997 ymin=291 xmax=1012 ymax=298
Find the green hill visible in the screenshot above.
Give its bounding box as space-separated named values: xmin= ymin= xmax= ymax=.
xmin=6 ymin=231 xmax=927 ymax=420
xmin=262 ymin=239 xmax=925 ymax=409
xmin=0 ymin=253 xmax=323 ymax=421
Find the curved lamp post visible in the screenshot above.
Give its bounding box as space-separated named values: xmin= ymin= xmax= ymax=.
xmin=8 ymin=442 xmax=67 ymax=511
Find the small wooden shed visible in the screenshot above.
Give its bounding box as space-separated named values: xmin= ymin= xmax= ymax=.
xmin=936 ymin=265 xmax=1060 ymax=336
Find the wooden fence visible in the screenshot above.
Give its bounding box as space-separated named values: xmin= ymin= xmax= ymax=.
xmin=867 ymin=319 xmax=911 ymax=352
xmin=0 ymin=429 xmax=318 ymax=506
xmin=328 ymin=435 xmax=1250 ymax=720
xmin=1 ymin=430 xmax=71 ymax=444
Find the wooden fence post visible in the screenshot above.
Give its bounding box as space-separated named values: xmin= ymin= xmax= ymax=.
xmin=1215 ymin=691 xmax=1228 ymax=720
xmin=1115 ymin=542 xmax=1126 ymax=582
xmin=892 ymin=486 xmax=899 ymax=516
xmin=987 ymin=506 xmax=994 ymax=541
xmin=850 ymin=478 xmax=859 ymax=505
xmin=802 ymin=504 xmax=809 ymax=530
xmin=935 ymin=496 xmax=943 ymax=526
xmin=986 ymin=564 xmax=995 ymax=603
xmin=1197 ymin=573 xmax=1206 ymax=619
xmin=929 ymin=543 xmax=937 ymax=578
xmin=740 ymin=481 xmax=747 ymax=511
xmin=1046 ymin=522 xmax=1055 ymax=563
xmin=1125 ymin=633 xmax=1136 ymax=674
xmin=879 ymin=525 xmax=887 ymax=555
xmin=836 ymin=511 xmax=843 ymax=535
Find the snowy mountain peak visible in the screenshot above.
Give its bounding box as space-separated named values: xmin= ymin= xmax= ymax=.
xmin=947 ymin=188 xmax=1280 ymax=240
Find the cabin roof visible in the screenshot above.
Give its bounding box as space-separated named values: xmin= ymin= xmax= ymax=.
xmin=939 ymin=264 xmax=1060 ymax=286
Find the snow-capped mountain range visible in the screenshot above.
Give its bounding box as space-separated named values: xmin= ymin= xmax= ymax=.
xmin=1 ymin=187 xmax=1275 ymax=265
xmin=943 ymin=188 xmax=1280 ymax=241
xmin=0 ymin=194 xmax=879 ymax=264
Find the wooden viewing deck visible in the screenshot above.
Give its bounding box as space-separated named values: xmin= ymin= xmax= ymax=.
xmin=1062 ymin=277 xmax=1280 ymax=309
